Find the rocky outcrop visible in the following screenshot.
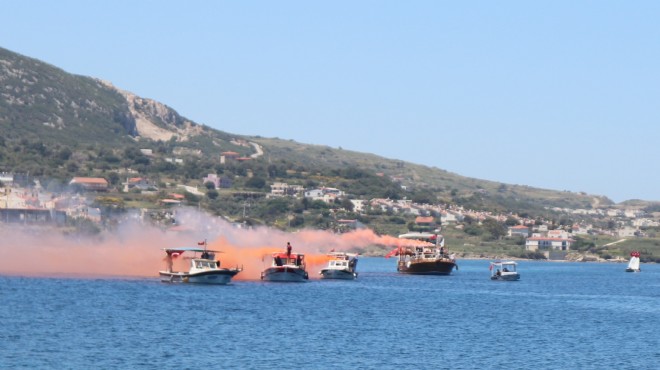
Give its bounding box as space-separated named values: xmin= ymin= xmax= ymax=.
xmin=565 ymin=252 xmax=605 ymax=262
xmin=98 ymin=80 xmax=204 ymax=142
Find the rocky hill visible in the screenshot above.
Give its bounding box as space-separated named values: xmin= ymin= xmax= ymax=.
xmin=0 ymin=46 xmax=620 ymax=213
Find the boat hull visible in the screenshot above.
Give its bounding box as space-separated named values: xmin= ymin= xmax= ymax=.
xmin=320 ymin=269 xmax=357 ymax=280
xmin=491 ymin=273 xmax=520 ymax=281
xmin=261 ymin=267 xmax=309 ymax=282
xmin=159 ymin=269 xmax=240 ymax=285
xmin=397 ymin=259 xmax=456 ymax=275
xmin=625 ymin=268 xmax=641 ymax=273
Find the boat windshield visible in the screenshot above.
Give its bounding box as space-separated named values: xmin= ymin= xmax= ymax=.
xmin=194 ymin=260 xmax=217 ymax=269
xmin=502 ymin=264 xmax=516 ymax=272
xmin=331 ymin=260 xmax=348 ymax=267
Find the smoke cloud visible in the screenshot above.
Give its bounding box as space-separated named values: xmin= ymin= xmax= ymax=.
xmin=0 ymin=208 xmax=427 ymax=281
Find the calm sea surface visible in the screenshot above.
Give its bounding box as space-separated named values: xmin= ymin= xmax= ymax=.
xmin=1 ymin=259 xmax=659 ymax=369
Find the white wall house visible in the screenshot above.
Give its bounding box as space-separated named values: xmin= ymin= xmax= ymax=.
xmin=271 ymin=182 xmax=304 ymax=197
xmin=304 ymin=187 xmax=345 ymax=202
xmin=508 ymin=225 xmax=530 ymax=237
xmin=525 ymin=237 xmax=573 ymax=251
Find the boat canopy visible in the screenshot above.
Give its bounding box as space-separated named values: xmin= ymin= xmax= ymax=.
xmin=272 ymin=252 xmax=304 ymax=259
xmin=163 ymin=247 xmax=223 ymax=253
xmin=490 ymin=261 xmax=517 ymax=272
xmin=327 ymin=252 xmax=357 ymax=259
xmin=398 ymin=232 xmax=439 ymax=240
xmin=491 ymin=261 xmax=517 ymax=265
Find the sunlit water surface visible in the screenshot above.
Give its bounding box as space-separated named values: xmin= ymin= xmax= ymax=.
xmin=1 ymin=259 xmax=659 ymax=369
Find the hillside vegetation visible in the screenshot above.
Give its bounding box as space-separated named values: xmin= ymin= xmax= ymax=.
xmin=4 ymin=46 xmax=660 ymax=262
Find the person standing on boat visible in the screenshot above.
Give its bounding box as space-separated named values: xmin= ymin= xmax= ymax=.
xmin=287 ymin=242 xmax=292 ymax=257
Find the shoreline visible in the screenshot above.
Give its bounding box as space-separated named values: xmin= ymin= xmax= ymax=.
xmin=362 ymin=252 xmax=652 ymax=264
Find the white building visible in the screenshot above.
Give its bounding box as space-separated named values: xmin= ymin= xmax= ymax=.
xmin=525 ymin=236 xmax=573 ymax=251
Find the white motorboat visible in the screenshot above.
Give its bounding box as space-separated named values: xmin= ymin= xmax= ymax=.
xmin=490 ymin=261 xmax=520 ymax=281
xmin=159 ymin=242 xmax=242 ymax=284
xmin=320 ymin=252 xmax=358 ymax=280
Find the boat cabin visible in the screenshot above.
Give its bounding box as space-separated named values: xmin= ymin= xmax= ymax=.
xmin=328 ymin=259 xmax=349 ymax=269
xmin=192 ymin=259 xmax=220 ymax=270
xmin=272 ymin=252 xmax=305 ymax=268
xmin=162 ymin=247 xmax=223 ymax=273
xmin=490 ymin=261 xmax=520 ymax=280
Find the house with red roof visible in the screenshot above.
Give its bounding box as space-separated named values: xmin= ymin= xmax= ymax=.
xmin=415 ymin=216 xmax=437 ymax=230
xmin=221 ymin=151 xmax=240 ymax=160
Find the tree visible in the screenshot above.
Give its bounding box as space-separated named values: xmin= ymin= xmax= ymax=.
xmin=107 ymin=172 xmax=120 ymax=186
xmin=464 ymin=225 xmax=483 ymax=236
xmin=504 ymin=216 xmax=519 ymax=226
xmin=66 ymin=161 xmax=79 ymax=173
xmin=340 ymin=198 xmax=354 ymax=212
xmin=58 ymin=148 xmax=72 ymax=161
xmin=206 ymin=189 xmax=219 ymax=200
xmin=290 ymin=215 xmax=305 ymax=227
xmin=245 ymin=176 xmax=266 ymax=190
xmin=184 ymin=191 xmax=200 ymax=204
xmin=482 ymin=218 xmax=507 ymax=240
xmin=412 ymin=190 xmax=434 ymax=205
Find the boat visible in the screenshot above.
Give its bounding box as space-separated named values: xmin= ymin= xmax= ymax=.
xmin=159 ymin=242 xmax=242 ymax=284
xmin=261 ymin=243 xmax=309 ymax=282
xmin=626 ymin=251 xmax=641 ymax=272
xmin=319 ymin=252 xmax=358 ymax=280
xmin=388 ymin=231 xmax=457 ymax=275
xmin=490 ymin=261 xmax=520 ymax=281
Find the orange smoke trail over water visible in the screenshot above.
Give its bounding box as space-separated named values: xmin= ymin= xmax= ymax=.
xmin=0 ymin=225 xmax=171 ymax=278
xmin=0 ymin=210 xmax=428 ymax=280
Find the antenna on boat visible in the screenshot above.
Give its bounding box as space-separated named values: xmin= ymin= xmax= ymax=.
xmin=198 ymin=238 xmax=209 ymax=259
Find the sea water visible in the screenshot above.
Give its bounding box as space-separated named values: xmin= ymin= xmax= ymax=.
xmin=1 ymin=259 xmax=658 ymax=369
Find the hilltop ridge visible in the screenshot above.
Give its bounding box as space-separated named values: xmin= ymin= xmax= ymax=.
xmin=0 ymin=45 xmax=627 ymax=214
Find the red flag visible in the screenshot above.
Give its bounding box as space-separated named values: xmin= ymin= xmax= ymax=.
xmin=198 ymin=241 xmax=205 ymax=245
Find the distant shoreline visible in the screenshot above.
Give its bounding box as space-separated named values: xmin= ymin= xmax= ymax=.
xmin=363 ymin=253 xmax=647 ymax=264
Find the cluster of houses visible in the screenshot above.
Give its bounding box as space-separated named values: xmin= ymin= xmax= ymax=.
xmin=267 ymin=182 xmax=659 ymax=257
xmin=2 ymin=173 xmax=659 ymax=255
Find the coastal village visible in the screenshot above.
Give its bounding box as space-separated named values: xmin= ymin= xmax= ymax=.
xmin=2 ymin=168 xmax=658 ymax=262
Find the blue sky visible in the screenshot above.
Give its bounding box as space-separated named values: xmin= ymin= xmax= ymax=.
xmin=2 ymin=1 xmax=659 ymax=202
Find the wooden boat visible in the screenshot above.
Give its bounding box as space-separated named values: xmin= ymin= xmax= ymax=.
xmin=388 ymin=231 xmax=457 ymax=275
xmin=490 ymin=261 xmax=520 ymax=281
xmin=320 ymin=252 xmax=358 ymax=280
xmin=159 ymin=242 xmax=242 ymax=284
xmin=261 ymin=247 xmax=309 ymax=282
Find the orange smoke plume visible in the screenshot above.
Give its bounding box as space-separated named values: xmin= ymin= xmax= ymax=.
xmin=0 ymin=209 xmax=427 ymax=281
